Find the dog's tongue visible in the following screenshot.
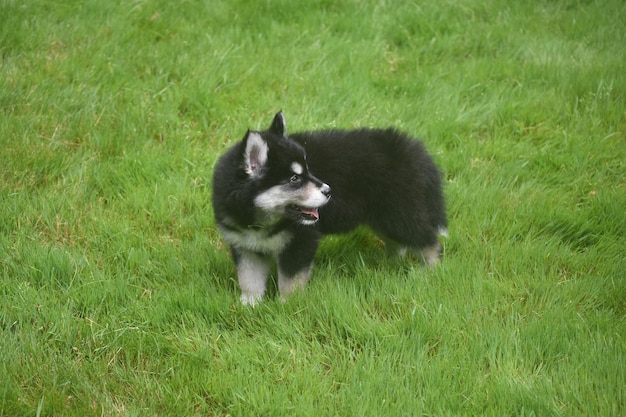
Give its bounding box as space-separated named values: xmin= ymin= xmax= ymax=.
xmin=301 ymin=207 xmax=319 ymax=220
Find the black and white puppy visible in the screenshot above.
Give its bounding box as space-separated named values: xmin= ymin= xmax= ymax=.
xmin=212 ymin=112 xmax=447 ymax=305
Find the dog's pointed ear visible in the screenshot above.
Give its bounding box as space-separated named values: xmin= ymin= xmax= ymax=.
xmin=243 ymin=131 xmax=268 ymax=177
xmin=268 ymin=111 xmax=286 ymax=137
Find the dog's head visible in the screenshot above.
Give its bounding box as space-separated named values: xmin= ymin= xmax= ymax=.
xmin=241 ymin=111 xmax=331 ymax=225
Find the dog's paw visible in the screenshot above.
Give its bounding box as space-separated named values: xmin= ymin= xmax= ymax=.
xmin=240 ymin=292 xmax=263 ymax=307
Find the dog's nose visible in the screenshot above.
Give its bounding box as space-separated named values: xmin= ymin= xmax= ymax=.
xmin=321 ymin=184 xmax=331 ymax=198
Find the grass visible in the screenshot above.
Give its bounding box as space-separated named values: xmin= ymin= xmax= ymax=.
xmin=1 ymin=0 xmax=625 ymax=415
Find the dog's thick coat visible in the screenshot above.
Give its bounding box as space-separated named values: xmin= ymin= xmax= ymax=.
xmin=212 ymin=112 xmax=447 ymax=305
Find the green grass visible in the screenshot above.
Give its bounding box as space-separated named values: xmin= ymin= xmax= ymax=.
xmin=1 ymin=0 xmax=625 ymax=415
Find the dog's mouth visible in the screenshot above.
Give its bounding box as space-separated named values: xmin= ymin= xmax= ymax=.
xmin=287 ymin=204 xmax=320 ymax=222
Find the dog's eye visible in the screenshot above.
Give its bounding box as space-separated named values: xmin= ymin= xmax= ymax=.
xmin=290 ymin=174 xmax=302 ymax=184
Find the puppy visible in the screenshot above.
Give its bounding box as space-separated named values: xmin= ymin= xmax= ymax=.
xmin=212 ymin=112 xmax=447 ymax=305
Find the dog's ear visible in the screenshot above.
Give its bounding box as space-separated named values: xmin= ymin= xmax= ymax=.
xmin=243 ymin=131 xmax=268 ymax=177
xmin=268 ymin=111 xmax=286 ymax=137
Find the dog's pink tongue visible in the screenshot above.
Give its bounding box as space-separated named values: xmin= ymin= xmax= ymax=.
xmin=302 ymin=208 xmax=319 ymax=219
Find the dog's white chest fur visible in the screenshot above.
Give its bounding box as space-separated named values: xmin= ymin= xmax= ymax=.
xmin=218 ymin=225 xmax=292 ymax=255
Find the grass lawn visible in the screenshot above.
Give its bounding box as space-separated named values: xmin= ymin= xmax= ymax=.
xmin=1 ymin=0 xmax=625 ymax=415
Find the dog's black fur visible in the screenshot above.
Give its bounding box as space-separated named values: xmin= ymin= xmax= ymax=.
xmin=212 ymin=112 xmax=447 ymax=305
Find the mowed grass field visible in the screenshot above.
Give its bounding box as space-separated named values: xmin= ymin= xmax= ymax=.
xmin=1 ymin=0 xmax=625 ymax=415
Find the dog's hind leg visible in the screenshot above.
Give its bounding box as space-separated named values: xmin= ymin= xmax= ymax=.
xmin=384 ymin=238 xmax=440 ymax=266
xmin=235 ymin=250 xmax=270 ymax=306
xmin=380 ymin=224 xmax=446 ymax=266
xmin=414 ymin=241 xmax=442 ymax=267
xmin=416 ymin=226 xmax=447 ymax=266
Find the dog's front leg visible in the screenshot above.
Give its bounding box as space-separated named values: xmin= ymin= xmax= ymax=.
xmin=278 ymin=264 xmax=313 ymax=302
xmin=277 ymin=232 xmax=319 ymax=301
xmin=234 ymin=249 xmax=270 ymax=306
